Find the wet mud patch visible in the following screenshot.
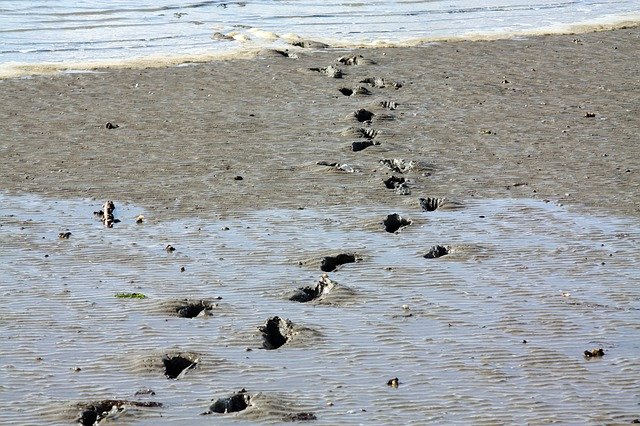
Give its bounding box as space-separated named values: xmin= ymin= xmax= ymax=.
xmin=351 ymin=140 xmax=380 ymax=152
xmin=383 ymin=213 xmax=412 ymax=233
xmin=383 ymin=176 xmax=410 ymax=195
xmin=76 ymin=400 xmax=162 ymax=425
xmin=423 ymin=245 xmax=451 ymax=259
xmin=338 ymin=85 xmax=371 ymax=96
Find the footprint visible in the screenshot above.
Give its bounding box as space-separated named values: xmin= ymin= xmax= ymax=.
xmin=383 ymin=176 xmax=410 ymax=195
xmin=352 ymin=109 xmax=375 ymax=123
xmin=76 ymin=400 xmax=162 ymax=426
xmin=419 ymin=197 xmax=443 ymax=212
xmin=423 ymin=245 xmax=451 ymax=259
xmin=419 ymin=197 xmax=463 ymax=211
xmin=321 ymin=253 xmax=358 ymax=272
xmin=338 ymin=86 xmax=371 ymax=96
xmin=342 ymin=127 xmax=377 ymax=139
xmin=259 ymin=316 xmax=294 ymax=350
xmin=205 ymin=389 xmax=251 ymax=414
xmin=288 ymin=274 xmax=336 ymax=303
xmin=162 ymin=353 xmax=199 ymax=379
xmin=361 ymin=77 xmax=403 ymax=89
xmin=379 ymin=158 xmax=415 ymax=173
xmin=337 ymin=55 xmax=374 ymax=65
xmin=308 ymin=65 xmax=342 ymax=78
xmin=291 ymin=40 xmax=329 ymax=49
xmin=352 ymin=140 xmax=380 ymax=152
xmin=379 ymin=100 xmax=399 ymax=110
xmin=174 ymin=299 xmax=216 ymax=318
xmin=272 ymin=49 xmax=298 ymax=59
xmin=383 ymin=213 xmax=412 ymax=233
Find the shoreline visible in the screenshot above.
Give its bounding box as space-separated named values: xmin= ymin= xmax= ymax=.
xmin=1 ymin=18 xmax=639 ymax=79
xmin=1 ymin=27 xmax=638 ymax=219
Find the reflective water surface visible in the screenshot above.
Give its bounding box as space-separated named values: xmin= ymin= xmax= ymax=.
xmin=1 ymin=192 xmax=639 ymax=424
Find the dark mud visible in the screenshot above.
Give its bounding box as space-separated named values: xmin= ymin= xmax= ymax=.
xmin=162 ymin=353 xmax=199 ymax=379
xmin=259 ymin=316 xmax=294 ymax=350
xmin=320 ymin=253 xmax=358 ymax=272
xmin=76 ymin=400 xmax=162 ymax=425
xmin=352 ymin=140 xmax=379 ymax=152
xmin=288 ymin=274 xmax=336 ymax=303
xmin=206 ymin=389 xmax=251 ymax=414
xmin=383 ymin=213 xmax=412 ymax=233
xmin=423 ymin=245 xmax=451 ymax=259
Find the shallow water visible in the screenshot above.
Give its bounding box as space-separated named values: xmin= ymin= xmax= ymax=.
xmin=1 ymin=192 xmax=639 ymax=424
xmin=1 ymin=0 xmax=639 ymax=73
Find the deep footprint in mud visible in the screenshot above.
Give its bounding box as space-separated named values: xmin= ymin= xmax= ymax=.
xmin=379 ymin=100 xmax=399 ymax=110
xmin=205 ymin=389 xmax=252 ymax=414
xmin=352 ymin=140 xmax=380 ymax=152
xmin=338 ymin=86 xmax=371 ymax=96
xmin=361 ymin=77 xmax=402 ymax=89
xmin=321 ymin=253 xmax=358 ymax=272
xmin=288 ymin=274 xmax=336 ymax=303
xmin=419 ymin=197 xmax=444 ymax=211
xmin=380 ymin=158 xmax=416 ymax=173
xmin=76 ymin=400 xmax=162 ymax=426
xmin=308 ymin=65 xmax=342 ymax=78
xmin=162 ymin=353 xmax=199 ymax=379
xmin=174 ymin=299 xmax=216 ymax=318
xmin=419 ymin=197 xmax=463 ymax=211
xmin=423 ymin=245 xmax=451 ymax=259
xmin=259 ymin=317 xmax=296 ymax=350
xmin=337 ymin=55 xmax=374 ymax=65
xmin=383 ymin=213 xmax=412 ymax=233
xmin=342 ymin=127 xmax=377 ymax=139
xmin=384 ymin=176 xmax=410 ymax=195
xmin=352 ymin=109 xmax=375 ymax=123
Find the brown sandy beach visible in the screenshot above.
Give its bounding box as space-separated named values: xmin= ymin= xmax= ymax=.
xmin=1 ymin=27 xmax=640 ymax=425
xmin=0 ymin=27 xmax=638 ymax=218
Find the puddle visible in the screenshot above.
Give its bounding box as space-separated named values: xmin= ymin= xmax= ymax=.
xmin=1 ymin=192 xmax=640 ymax=424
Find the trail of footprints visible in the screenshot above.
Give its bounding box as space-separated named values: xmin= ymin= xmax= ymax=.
xmin=74 ymin=52 xmax=458 ymax=424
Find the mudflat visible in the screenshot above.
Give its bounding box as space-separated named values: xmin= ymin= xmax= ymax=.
xmin=1 ymin=27 xmax=640 ymax=425
xmin=0 ymin=27 xmax=638 ymax=218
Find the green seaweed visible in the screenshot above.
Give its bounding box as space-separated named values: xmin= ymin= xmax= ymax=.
xmin=115 ymin=292 xmax=147 ymax=299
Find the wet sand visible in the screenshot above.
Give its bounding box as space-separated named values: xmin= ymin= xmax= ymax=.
xmin=1 ymin=28 xmax=640 ymax=424
xmin=1 ymin=27 xmax=639 ymax=219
